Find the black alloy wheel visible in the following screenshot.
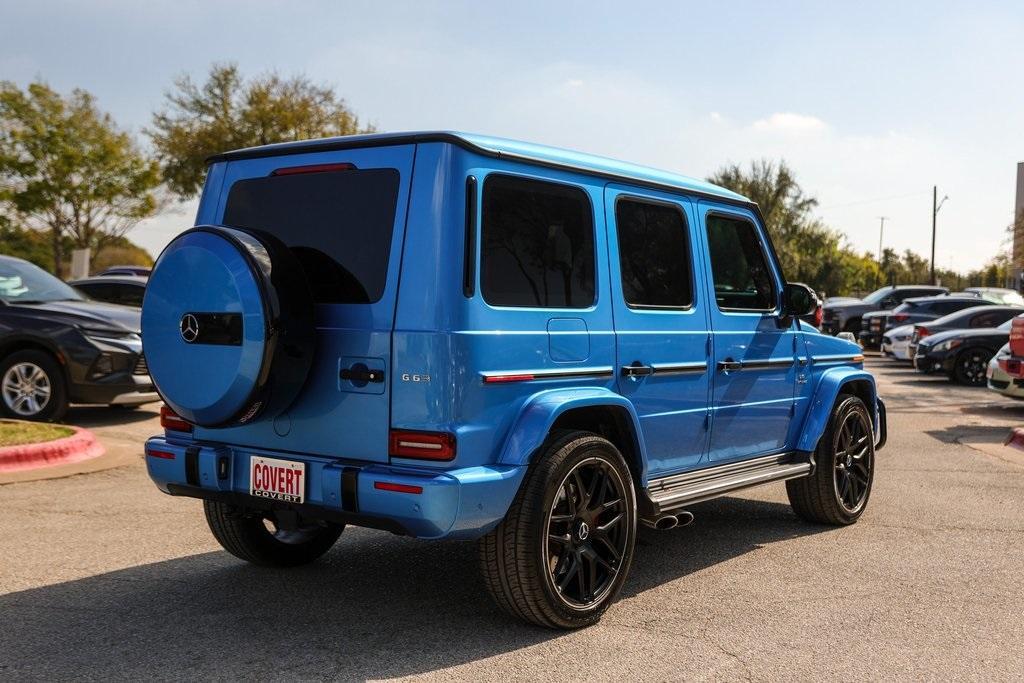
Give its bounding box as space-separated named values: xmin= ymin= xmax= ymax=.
xmin=832 ymin=407 xmax=873 ymax=515
xmin=478 ymin=431 xmax=637 ymax=629
xmin=787 ymin=394 xmax=875 ymax=525
xmin=545 ymin=456 xmax=630 ymax=608
xmin=953 ymin=348 xmax=992 ymax=386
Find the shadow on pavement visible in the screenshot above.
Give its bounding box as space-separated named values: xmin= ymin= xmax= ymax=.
xmin=0 ymin=497 xmax=827 ymax=679
xmin=65 ymin=404 xmax=160 ymax=428
xmin=925 ymin=424 xmax=1012 ymax=445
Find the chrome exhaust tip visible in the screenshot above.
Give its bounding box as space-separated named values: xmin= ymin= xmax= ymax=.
xmin=641 ymin=510 xmax=694 ymax=530
xmin=642 ymin=515 xmax=679 ymax=530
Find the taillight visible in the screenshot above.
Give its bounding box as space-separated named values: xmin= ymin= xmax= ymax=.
xmin=160 ymin=404 xmax=193 ymax=433
xmin=270 ymin=162 xmax=355 ymax=176
xmin=373 ymin=481 xmax=423 ymax=494
xmin=917 ymin=327 xmax=931 ymax=339
xmin=389 ymin=430 xmax=456 ymax=461
xmin=893 ymin=313 xmax=909 ymax=322
xmin=814 ymin=304 xmax=823 ymax=328
xmin=146 ymin=449 xmax=176 ymax=460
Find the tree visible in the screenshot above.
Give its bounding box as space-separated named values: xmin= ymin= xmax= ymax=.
xmin=149 ymin=63 xmax=375 ymax=199
xmin=708 ymin=160 xmax=880 ymax=296
xmin=0 ymin=81 xmax=161 ymax=274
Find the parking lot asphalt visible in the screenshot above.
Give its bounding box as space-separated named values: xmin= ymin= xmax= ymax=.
xmin=1 ymin=356 xmax=1022 ymax=681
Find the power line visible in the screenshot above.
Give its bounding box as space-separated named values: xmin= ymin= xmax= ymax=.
xmin=819 ymin=189 xmax=931 ymax=211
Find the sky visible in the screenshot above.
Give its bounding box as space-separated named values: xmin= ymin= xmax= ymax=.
xmin=2 ymin=0 xmax=1023 ymax=272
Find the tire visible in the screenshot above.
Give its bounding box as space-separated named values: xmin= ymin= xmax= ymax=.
xmin=478 ymin=431 xmax=637 ymax=629
xmin=0 ymin=349 xmax=68 ymax=422
xmin=203 ymin=501 xmax=343 ymax=567
xmin=787 ymin=394 xmax=874 ymax=525
xmin=952 ymin=347 xmax=992 ymax=386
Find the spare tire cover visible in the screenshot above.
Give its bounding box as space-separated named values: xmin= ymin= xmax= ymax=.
xmin=142 ymin=225 xmax=315 ymax=427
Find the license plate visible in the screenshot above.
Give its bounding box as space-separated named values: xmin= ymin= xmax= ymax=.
xmin=249 ymin=456 xmax=306 ymax=503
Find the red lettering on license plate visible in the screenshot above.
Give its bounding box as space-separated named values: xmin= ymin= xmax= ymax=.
xmin=249 ymin=456 xmax=306 ymax=504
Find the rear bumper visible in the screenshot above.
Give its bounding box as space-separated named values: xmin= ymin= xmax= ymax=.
xmin=71 ymin=373 xmax=159 ymax=405
xmin=858 ymin=331 xmax=882 ymax=348
xmin=144 ymin=437 xmax=525 ymax=540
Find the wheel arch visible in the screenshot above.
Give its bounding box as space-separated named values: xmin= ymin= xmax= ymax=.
xmin=0 ymin=336 xmax=70 ymax=386
xmin=496 ymin=387 xmax=649 ymax=485
xmin=797 ymin=367 xmax=878 ymax=453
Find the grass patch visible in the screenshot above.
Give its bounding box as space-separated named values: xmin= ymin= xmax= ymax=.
xmin=0 ymin=419 xmax=74 ymax=447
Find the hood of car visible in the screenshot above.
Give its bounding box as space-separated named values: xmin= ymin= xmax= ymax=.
xmin=823 ymin=301 xmax=872 ymax=315
xmin=5 ymin=299 xmax=141 ymax=333
xmin=919 ymin=326 xmax=1007 ymax=347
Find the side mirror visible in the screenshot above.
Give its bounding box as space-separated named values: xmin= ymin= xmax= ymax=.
xmin=782 ymin=282 xmax=818 ymax=317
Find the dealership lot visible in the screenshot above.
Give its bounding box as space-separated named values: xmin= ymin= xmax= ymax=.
xmin=1 ymin=357 xmax=1022 ymax=681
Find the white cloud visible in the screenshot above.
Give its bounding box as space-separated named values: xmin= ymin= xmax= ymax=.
xmin=751 ymin=112 xmax=829 ymax=134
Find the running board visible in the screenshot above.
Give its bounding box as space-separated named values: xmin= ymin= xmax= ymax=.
xmin=644 ymin=452 xmax=812 ymax=515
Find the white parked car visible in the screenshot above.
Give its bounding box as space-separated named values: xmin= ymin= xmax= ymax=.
xmin=881 ymin=324 xmax=915 ymax=361
xmin=987 ymin=344 xmax=1024 ymax=399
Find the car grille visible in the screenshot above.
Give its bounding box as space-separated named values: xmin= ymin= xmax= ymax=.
xmin=132 ymin=354 xmax=149 ymax=376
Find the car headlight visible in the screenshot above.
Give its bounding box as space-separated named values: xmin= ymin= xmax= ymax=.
xmin=932 ymin=339 xmax=963 ymax=353
xmin=80 ymin=327 xmax=142 ymax=352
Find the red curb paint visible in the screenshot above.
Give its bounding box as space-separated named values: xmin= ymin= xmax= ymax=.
xmin=1004 ymin=428 xmax=1024 ymax=452
xmin=0 ymin=426 xmax=106 ymax=473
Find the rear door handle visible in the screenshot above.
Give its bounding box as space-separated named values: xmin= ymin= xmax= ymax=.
xmin=717 ymin=358 xmax=742 ymax=372
xmin=340 ymin=364 xmax=385 ymax=384
xmin=621 ymin=363 xmax=654 ymax=378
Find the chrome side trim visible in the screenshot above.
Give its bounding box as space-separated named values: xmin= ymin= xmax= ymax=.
xmin=737 ymin=357 xmax=794 ymax=370
xmin=480 ymin=366 xmax=615 ymax=383
xmin=650 ymin=361 xmax=708 ymax=375
xmin=812 ymin=354 xmax=864 ymax=364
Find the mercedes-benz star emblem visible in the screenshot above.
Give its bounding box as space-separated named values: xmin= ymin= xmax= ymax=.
xmin=180 ymin=313 xmax=200 ymax=343
xmin=577 ymin=521 xmax=590 ymax=541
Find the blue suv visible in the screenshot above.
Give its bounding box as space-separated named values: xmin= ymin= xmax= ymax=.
xmin=141 ymin=131 xmax=886 ymax=629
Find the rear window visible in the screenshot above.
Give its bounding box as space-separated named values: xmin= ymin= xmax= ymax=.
xmin=480 ymin=175 xmax=595 ymax=308
xmin=223 ymin=168 xmax=400 ymax=304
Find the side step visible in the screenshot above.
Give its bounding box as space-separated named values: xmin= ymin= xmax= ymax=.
xmin=643 ymin=452 xmax=811 ymax=515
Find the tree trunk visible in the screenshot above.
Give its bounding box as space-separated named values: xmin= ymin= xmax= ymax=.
xmin=51 ymin=226 xmax=63 ymax=276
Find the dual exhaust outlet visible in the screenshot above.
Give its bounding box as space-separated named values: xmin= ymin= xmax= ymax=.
xmin=641 ymin=509 xmax=694 ymax=530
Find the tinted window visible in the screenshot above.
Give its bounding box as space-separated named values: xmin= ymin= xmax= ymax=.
xmin=114 ymin=284 xmax=145 ymax=307
xmin=705 ymin=214 xmax=775 ymax=311
xmin=615 ymin=198 xmax=692 ymax=308
xmin=971 ymin=310 xmax=1017 ymax=328
xmin=77 ymin=283 xmax=115 ymax=303
xmin=481 ymin=175 xmax=594 ymax=308
xmin=224 ymin=168 xmax=400 ymax=304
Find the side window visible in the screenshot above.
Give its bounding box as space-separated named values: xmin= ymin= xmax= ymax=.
xmin=79 ymin=283 xmax=111 ymax=302
xmin=117 ymin=285 xmax=145 ymax=307
xmin=705 ymin=214 xmax=775 ymax=311
xmin=615 ymin=198 xmax=693 ymax=308
xmin=971 ymin=311 xmax=1000 ymax=328
xmin=481 ymin=175 xmax=595 ymax=308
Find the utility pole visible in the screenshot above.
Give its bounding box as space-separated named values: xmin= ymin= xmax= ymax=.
xmin=930 ymin=186 xmax=948 ymax=285
xmin=877 ymin=216 xmax=887 ymax=262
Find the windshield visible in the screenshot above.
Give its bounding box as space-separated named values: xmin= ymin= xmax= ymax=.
xmin=861 ymin=287 xmax=894 ymax=305
xmin=0 ymin=259 xmax=83 ymax=304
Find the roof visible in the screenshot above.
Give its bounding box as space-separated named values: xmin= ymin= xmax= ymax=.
xmin=209 ymin=130 xmax=750 ymax=206
xmin=69 ymin=275 xmax=148 ymax=286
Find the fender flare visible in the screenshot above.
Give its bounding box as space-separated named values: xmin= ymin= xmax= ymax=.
xmin=796 ymin=366 xmax=878 ymax=453
xmin=496 ymin=386 xmax=649 ymax=479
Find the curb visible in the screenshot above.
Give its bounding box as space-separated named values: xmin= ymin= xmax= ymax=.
xmin=0 ymin=426 xmax=106 ymax=473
